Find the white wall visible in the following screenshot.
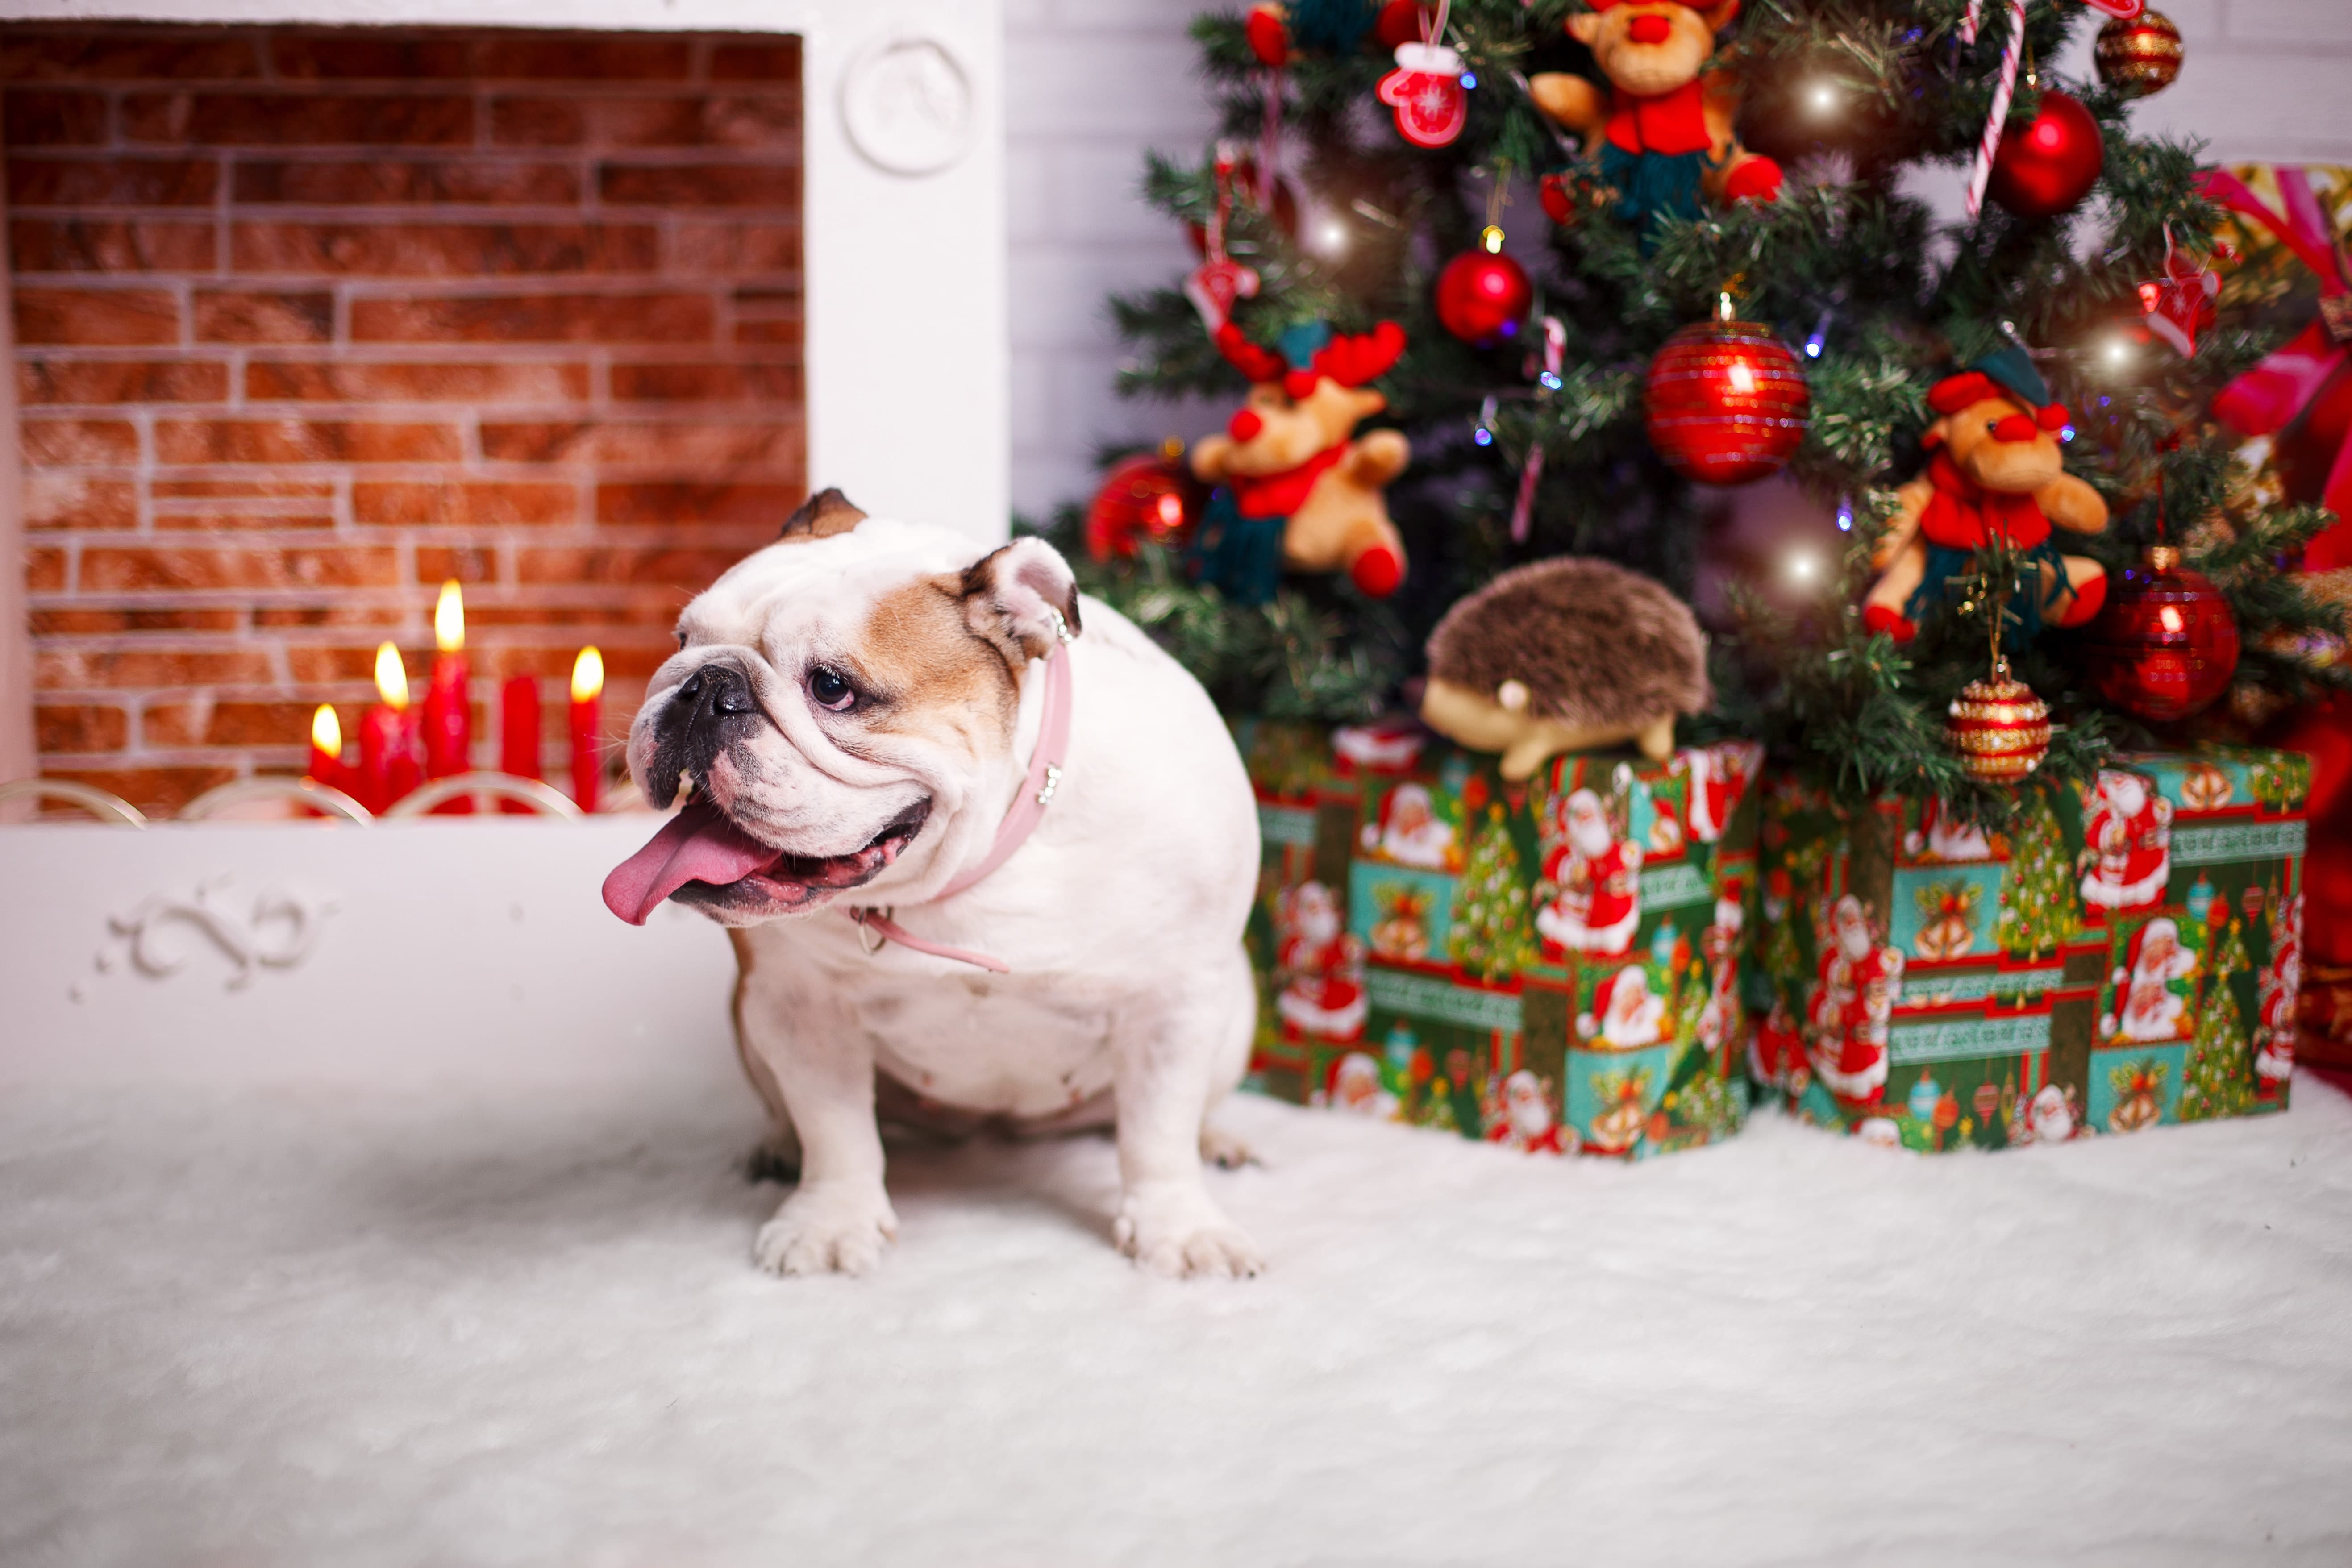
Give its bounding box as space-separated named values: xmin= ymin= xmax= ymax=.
xmin=1004 ymin=0 xmax=1220 ymax=521
xmin=1001 ymin=0 xmax=2352 ymax=524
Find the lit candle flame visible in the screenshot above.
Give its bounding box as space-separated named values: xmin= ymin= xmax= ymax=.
xmin=311 ymin=703 xmax=341 ymax=755
xmin=434 ymin=579 xmax=464 ymax=653
xmin=572 ymin=646 xmax=605 ymax=703
xmin=375 ymin=641 xmax=410 ymax=710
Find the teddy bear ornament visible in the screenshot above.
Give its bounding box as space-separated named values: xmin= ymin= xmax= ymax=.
xmin=1528 ymin=0 xmax=1782 ymax=237
xmin=1864 ymin=343 xmax=2109 ymax=642
xmin=1187 ymin=320 xmax=1411 ymax=606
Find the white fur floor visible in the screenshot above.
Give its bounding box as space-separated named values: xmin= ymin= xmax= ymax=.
xmin=5 ymin=1079 xmax=2351 ymax=1568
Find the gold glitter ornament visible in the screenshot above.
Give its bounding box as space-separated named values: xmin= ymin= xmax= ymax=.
xmin=2095 ymin=12 xmax=2185 ymax=97
xmin=1946 ymin=660 xmax=2052 ymax=783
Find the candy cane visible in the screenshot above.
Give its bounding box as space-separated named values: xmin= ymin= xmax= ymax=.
xmin=1963 ymin=0 xmax=2027 ymax=221
xmin=1509 ymin=317 xmax=1567 ymax=544
xmin=1960 ymin=0 xmax=1985 ymax=43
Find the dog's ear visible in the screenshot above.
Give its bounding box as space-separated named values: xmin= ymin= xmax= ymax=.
xmin=780 ymin=487 xmax=866 ymax=541
xmin=961 ymin=537 xmax=1081 ymax=663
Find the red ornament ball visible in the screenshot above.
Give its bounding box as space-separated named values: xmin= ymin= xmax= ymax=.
xmin=1643 ymin=319 xmax=1811 ymax=485
xmin=2084 ymin=545 xmax=2241 ymax=722
xmin=1987 ymin=90 xmax=2105 ymax=220
xmin=1946 ymin=663 xmax=2052 ymax=782
xmin=1434 ymin=248 xmax=1533 ymax=347
xmin=1085 ymin=447 xmax=1202 ymax=563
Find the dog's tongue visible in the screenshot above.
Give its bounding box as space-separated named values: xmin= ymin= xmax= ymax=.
xmin=601 ymin=800 xmax=783 ymax=926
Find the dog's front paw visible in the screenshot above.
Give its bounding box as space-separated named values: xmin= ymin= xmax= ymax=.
xmin=1114 ymin=1185 xmax=1263 ymax=1279
xmin=753 ymin=1182 xmax=898 ymax=1277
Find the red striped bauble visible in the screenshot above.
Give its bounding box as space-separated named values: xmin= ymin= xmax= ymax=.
xmin=1644 ymin=320 xmax=1811 ymax=486
xmin=1945 ymin=662 xmax=2052 ymax=783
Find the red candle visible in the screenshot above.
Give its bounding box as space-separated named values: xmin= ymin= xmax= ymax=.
xmin=570 ymin=645 xmax=604 ymax=812
xmin=422 ymin=581 xmax=472 ymax=813
xmin=359 ymin=641 xmax=420 ymax=814
xmin=306 ymin=703 xmax=344 ymax=793
xmin=499 ymin=674 xmax=541 ymax=815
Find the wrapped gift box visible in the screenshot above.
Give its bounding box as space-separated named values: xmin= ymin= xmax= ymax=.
xmin=1237 ymin=719 xmax=1763 ymax=1160
xmin=1753 ymin=749 xmax=2309 ymax=1150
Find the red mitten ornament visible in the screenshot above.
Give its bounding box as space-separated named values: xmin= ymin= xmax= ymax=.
xmin=1245 ymin=3 xmax=1290 ymax=67
xmin=1377 ymin=42 xmax=1468 ymax=149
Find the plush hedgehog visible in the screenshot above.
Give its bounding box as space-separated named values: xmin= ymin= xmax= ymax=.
xmin=1420 ymin=557 xmax=1710 ymax=781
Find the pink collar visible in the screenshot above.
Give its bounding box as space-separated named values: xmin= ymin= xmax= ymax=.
xmin=846 ymin=611 xmax=1075 ymax=973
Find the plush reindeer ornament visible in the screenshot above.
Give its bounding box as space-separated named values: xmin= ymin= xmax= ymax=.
xmin=1864 ymin=345 xmax=2109 ymax=643
xmin=1528 ymin=0 xmax=1781 ymax=237
xmin=1420 ymin=557 xmax=1711 ymax=781
xmin=1187 ymin=320 xmax=1411 ymax=605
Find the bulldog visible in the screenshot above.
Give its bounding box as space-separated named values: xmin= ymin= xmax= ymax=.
xmin=602 ymin=490 xmax=1264 ymax=1278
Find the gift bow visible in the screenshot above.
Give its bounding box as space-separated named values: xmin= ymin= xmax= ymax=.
xmin=2197 ymin=166 xmax=2352 ymax=519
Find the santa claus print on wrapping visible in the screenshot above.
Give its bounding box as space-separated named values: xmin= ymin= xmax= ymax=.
xmin=2013 ymin=1082 xmax=2080 ymax=1146
xmin=1484 ymin=1069 xmax=1571 ymax=1154
xmin=1681 ymin=740 xmax=1761 ymax=845
xmin=2080 ymin=768 xmax=2173 ymax=913
xmin=1901 ymin=794 xmax=1996 ymax=864
xmin=2254 ymin=892 xmax=2303 ymax=1085
xmin=1805 ymin=894 xmax=1905 ymax=1105
xmin=2099 ymin=915 xmax=2199 ymax=1044
xmin=1695 ymin=886 xmax=1744 ymax=1055
xmin=1577 ymin=964 xmax=1670 ymax=1049
xmin=1367 ymin=882 xmax=1432 ymax=961
xmin=1321 ymin=1051 xmax=1402 ymax=1119
xmin=1534 ymin=786 xmax=1643 ymax=956
xmin=1274 ymin=880 xmax=1369 ymax=1042
xmin=1359 ymin=779 xmax=1461 ymax=871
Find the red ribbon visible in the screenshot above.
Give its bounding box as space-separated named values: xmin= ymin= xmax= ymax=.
xmin=2197 ymin=167 xmax=2352 ymax=527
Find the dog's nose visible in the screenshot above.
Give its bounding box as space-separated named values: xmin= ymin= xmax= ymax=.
xmin=1991 ymin=412 xmax=2039 ymax=443
xmin=674 ymin=663 xmax=758 ymax=734
xmin=1627 ymin=13 xmax=1673 ymax=42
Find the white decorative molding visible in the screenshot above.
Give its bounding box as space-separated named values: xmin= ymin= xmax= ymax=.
xmin=103 ymin=880 xmax=331 ymax=993
xmin=840 ymin=32 xmax=974 ymax=176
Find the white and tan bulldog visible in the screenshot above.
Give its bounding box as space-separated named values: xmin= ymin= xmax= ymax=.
xmin=602 ymin=490 xmax=1264 ymax=1278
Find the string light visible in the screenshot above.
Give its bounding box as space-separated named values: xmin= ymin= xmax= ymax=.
xmin=1480 ymin=224 xmax=1505 ymax=254
xmin=2103 ymin=335 xmax=2134 ymax=367
xmin=1835 ymin=496 xmax=1856 ymax=532
xmin=1807 ymin=80 xmax=1840 ymax=116
xmin=1786 ymin=549 xmax=1823 ymax=585
xmin=1472 ymin=393 xmax=1497 ymax=447
xmin=1459 ymin=71 xmax=1478 ymax=89
xmin=1804 ymin=307 xmax=1832 ymax=359
xmin=1309 ymin=213 xmax=1350 ymax=257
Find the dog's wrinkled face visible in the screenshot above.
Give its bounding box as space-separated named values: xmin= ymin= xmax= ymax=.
xmin=602 ymin=497 xmax=1079 ymax=928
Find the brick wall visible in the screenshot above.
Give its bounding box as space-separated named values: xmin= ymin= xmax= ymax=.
xmin=5 ymin=24 xmax=804 ymax=813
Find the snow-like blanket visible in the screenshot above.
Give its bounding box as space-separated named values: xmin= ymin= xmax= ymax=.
xmin=4 ymin=1081 xmax=2350 ymax=1566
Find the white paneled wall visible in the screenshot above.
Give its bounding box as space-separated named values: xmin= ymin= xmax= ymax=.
xmin=1004 ymin=0 xmax=2352 ymax=522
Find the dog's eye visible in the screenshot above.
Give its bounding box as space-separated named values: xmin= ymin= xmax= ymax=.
xmin=808 ymin=667 xmax=855 ymax=712
xmin=675 ymin=629 xmax=687 ymax=650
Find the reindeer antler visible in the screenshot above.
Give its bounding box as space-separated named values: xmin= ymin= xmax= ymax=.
xmin=1214 ymin=321 xmax=1289 ymax=383
xmin=1311 ymin=321 xmax=1407 ymax=388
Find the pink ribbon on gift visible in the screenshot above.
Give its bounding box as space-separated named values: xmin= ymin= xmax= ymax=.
xmin=2197 ymin=166 xmax=2352 ymax=516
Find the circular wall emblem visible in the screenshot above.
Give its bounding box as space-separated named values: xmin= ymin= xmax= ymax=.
xmin=840 ymin=34 xmax=974 ymax=177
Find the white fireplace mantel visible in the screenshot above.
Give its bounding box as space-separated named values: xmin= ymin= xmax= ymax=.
xmin=0 ymin=0 xmax=1008 ymax=543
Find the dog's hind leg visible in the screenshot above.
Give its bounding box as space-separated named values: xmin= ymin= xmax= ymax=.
xmin=1114 ymin=945 xmax=1265 ymax=1277
xmin=1199 ymin=943 xmax=1261 ymax=1170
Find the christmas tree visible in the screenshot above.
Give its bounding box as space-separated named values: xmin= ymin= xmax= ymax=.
xmin=2179 ymin=912 xmax=2254 ymax=1121
xmin=1449 ymin=803 xmax=1534 ymax=979
xmin=1040 ymin=0 xmax=2349 ymax=821
xmin=1995 ymin=785 xmax=2082 ymax=958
